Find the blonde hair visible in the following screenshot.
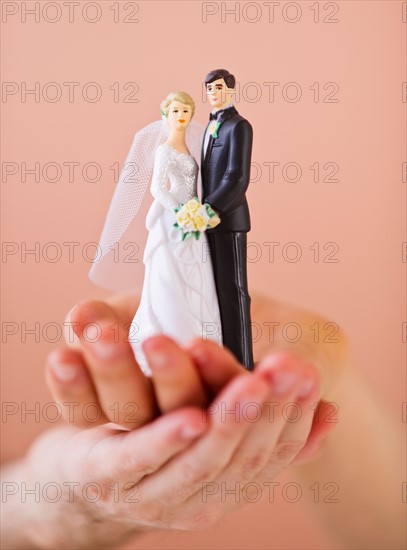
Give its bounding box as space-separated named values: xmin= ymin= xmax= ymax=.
xmin=160 ymin=91 xmax=195 ymax=118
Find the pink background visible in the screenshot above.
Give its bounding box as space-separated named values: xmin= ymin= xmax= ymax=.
xmin=2 ymin=1 xmax=405 ymax=548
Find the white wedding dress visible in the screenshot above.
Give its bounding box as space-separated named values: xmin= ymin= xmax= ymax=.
xmin=130 ymin=143 xmax=222 ymax=375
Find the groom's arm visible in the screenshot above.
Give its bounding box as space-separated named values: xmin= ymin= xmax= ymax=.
xmin=204 ymin=119 xmax=253 ymax=216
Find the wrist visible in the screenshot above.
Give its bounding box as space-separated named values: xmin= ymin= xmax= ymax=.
xmin=2 ymin=427 xmax=143 ymax=549
xmin=1 ymin=458 xmax=41 ymax=549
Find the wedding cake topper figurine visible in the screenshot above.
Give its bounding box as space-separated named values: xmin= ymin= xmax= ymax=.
xmin=89 ymin=69 xmax=254 ymax=372
xmin=201 ymin=69 xmax=254 ymax=371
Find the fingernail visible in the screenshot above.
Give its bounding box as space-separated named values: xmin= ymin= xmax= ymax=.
xmin=84 ymin=323 xmax=121 ymax=359
xmin=270 ymin=369 xmax=297 ymax=395
xmin=85 ymin=324 xmax=101 ymax=342
xmin=143 ymin=340 xmax=168 ymax=368
xmin=52 ymin=362 xmax=77 ymax=382
xmin=298 ymin=378 xmax=315 ymax=398
xmin=181 ymin=423 xmax=206 ymax=440
xmin=92 ymin=340 xmax=119 ymax=359
xmin=146 ymin=350 xmax=168 ymax=368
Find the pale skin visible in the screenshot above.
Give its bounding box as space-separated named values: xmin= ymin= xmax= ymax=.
xmin=2 ymin=293 xmax=405 ymax=549
xmin=206 ymin=77 xmax=235 ymax=110
xmin=163 ymin=100 xmax=193 ymax=155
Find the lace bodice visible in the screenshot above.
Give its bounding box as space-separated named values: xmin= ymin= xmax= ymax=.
xmin=150 ymin=143 xmax=199 ymax=209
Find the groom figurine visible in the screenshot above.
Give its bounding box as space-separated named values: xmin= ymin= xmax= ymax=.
xmin=201 ymin=68 xmax=254 ymax=371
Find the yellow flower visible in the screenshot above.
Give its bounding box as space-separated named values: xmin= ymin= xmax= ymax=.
xmin=185 ymin=198 xmax=200 ymax=214
xmin=193 ymin=215 xmax=207 ymax=232
xmin=208 ymin=214 xmax=221 ymax=228
xmin=176 ymin=210 xmax=190 ymax=227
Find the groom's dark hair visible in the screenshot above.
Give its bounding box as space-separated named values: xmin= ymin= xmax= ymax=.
xmin=205 ymin=69 xmax=236 ymax=89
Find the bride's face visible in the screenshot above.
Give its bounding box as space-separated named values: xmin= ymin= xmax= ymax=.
xmin=166 ymin=101 xmax=193 ymax=131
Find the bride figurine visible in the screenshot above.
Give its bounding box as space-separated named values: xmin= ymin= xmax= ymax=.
xmin=89 ymin=91 xmax=223 ymax=375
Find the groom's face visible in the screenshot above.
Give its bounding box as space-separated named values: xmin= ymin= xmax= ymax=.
xmin=206 ymin=78 xmax=235 ymax=110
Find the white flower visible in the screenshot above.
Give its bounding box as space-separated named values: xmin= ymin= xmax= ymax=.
xmin=197 ymin=205 xmax=210 ymax=223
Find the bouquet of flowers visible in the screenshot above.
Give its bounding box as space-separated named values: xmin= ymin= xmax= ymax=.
xmin=174 ymin=197 xmax=220 ymax=241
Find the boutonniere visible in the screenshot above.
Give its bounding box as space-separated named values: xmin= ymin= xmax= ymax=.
xmin=208 ymin=120 xmax=221 ymax=139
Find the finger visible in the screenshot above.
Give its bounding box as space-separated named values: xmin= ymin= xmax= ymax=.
xmin=140 ymin=374 xmax=270 ymax=506
xmin=73 ymin=307 xmax=156 ymax=429
xmin=45 ymin=347 xmax=109 ymax=427
xmin=63 ymin=296 xmax=140 ymax=350
xmin=64 ymin=300 xmax=115 ymax=350
xmin=213 ymin=352 xmax=315 ymax=487
xmin=143 ymin=336 xmax=207 ymax=412
xmin=250 ymin=292 xmax=347 ymax=400
xmin=186 ymin=338 xmax=248 ymax=398
xmin=88 ymin=407 xmax=209 ymax=483
xmin=105 ymin=293 xmax=140 ymax=324
xmin=252 ymin=352 xmax=320 ymax=478
xmin=293 ymin=399 xmax=338 ymax=464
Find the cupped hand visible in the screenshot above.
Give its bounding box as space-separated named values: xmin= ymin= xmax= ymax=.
xmin=46 ymin=294 xmax=231 ymax=429
xmin=46 ymin=292 xmax=345 ymax=433
xmin=38 ymin=344 xmax=333 ymax=550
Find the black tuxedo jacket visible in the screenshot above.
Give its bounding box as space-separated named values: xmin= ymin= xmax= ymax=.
xmin=201 ymin=106 xmax=253 ymax=233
